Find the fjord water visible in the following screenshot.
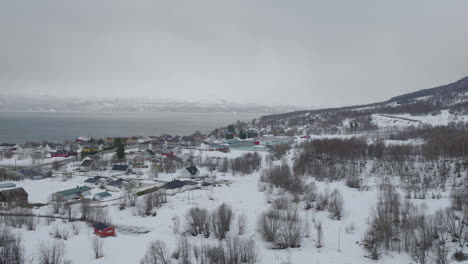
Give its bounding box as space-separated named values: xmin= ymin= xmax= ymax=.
xmin=0 ymin=111 xmax=260 ymax=143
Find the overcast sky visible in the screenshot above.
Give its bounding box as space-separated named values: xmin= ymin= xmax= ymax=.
xmin=1 ymin=0 xmax=468 ymax=108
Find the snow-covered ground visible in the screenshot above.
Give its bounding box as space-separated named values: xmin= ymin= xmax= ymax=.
xmin=0 ymin=146 xmax=455 ymax=263
xmin=0 ymin=155 xmax=68 ymax=166
xmin=372 ymin=110 xmax=468 ymax=129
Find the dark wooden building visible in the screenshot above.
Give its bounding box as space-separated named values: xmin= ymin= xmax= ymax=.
xmin=0 ymin=188 xmax=29 ymax=209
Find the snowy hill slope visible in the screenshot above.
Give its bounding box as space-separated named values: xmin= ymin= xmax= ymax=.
xmin=255 ymin=76 xmax=468 ymax=132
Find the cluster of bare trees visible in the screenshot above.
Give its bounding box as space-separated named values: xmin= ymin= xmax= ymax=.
xmin=79 ymin=201 xmax=111 ymax=224
xmin=38 ymin=240 xmax=69 ymax=264
xmin=260 ymin=163 xmax=304 ymax=198
xmin=362 ymin=180 xmax=468 ymax=263
xmin=257 ymin=200 xmax=304 ymax=249
xmin=0 ymin=208 xmax=36 ymax=229
xmin=0 ymin=226 xmax=24 ymax=264
xmin=185 ymin=203 xmax=234 ymax=240
xmin=194 ymin=152 xmax=261 ymax=175
xmin=142 ymin=236 xmax=257 ymax=264
xmin=229 ymin=152 xmax=262 ymax=175
xmin=138 ymin=190 xmax=167 ymax=216
xmin=270 ymin=144 xmax=291 ymax=160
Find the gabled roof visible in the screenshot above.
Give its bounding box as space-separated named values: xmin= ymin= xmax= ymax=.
xmin=18 ymin=169 xmax=41 ymax=177
xmin=145 ymin=149 xmax=155 ymax=156
xmin=81 ymin=159 xmax=94 ymax=167
xmin=93 ymin=223 xmax=112 ymax=231
xmin=57 ymin=186 xmax=91 ymax=197
xmin=185 ymin=166 xmax=199 ymax=175
xmin=107 ymin=179 xmax=126 ymax=187
xmin=0 ymin=188 xmax=28 ymax=202
xmin=95 ymin=192 xmax=112 ymax=198
xmin=0 ymin=183 xmax=16 ymax=189
xmin=111 ymin=165 xmax=130 ymax=171
xmin=0 ymin=143 xmax=16 ymax=147
xmin=162 ymin=180 xmax=197 ymax=190
xmin=84 ymin=176 xmax=104 ymax=184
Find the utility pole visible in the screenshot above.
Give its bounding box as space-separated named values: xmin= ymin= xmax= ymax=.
xmin=338 ymin=226 xmax=341 ymax=252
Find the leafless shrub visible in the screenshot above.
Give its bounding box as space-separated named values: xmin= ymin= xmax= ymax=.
xmin=71 ymin=222 xmax=81 ymax=236
xmin=186 ymin=207 xmax=210 ymax=237
xmin=211 ymin=203 xmax=233 ymax=240
xmin=273 ymin=196 xmax=290 ymax=210
xmin=237 ymin=213 xmax=247 ymax=235
xmin=274 ymin=219 xmax=303 ymax=249
xmin=38 ymin=240 xmax=67 ymax=264
xmin=172 ymin=216 xmax=180 ymax=235
xmin=80 ymin=200 xmax=91 ymax=220
xmin=304 ymin=182 xmax=318 ymax=210
xmin=49 ymin=225 xmax=69 ymax=240
xmin=26 ymin=217 xmax=37 ymax=231
xmin=90 ymin=207 xmax=111 ymax=224
xmin=142 ymin=240 xmax=171 ymax=264
xmin=176 ymin=236 xmax=191 ymax=264
xmin=0 ymin=226 xmax=25 ymax=264
xmin=316 ymin=190 xmax=329 ymax=211
xmin=435 ymin=242 xmax=449 ymax=264
xmin=198 ymin=236 xmax=258 ymax=264
xmin=329 ymin=189 xmax=344 ymax=220
xmin=258 ymin=209 xmax=281 ymax=242
xmin=230 ymin=152 xmax=262 ymax=175
xmin=91 ymin=236 xmax=104 ymax=259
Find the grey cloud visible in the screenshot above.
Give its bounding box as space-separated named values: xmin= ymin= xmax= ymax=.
xmin=1 ymin=0 xmax=468 ymax=107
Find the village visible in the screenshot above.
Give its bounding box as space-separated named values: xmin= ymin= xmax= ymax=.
xmin=0 ymin=132 xmax=294 ymax=227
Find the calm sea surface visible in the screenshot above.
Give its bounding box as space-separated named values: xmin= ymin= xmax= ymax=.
xmin=0 ymin=112 xmax=261 ymax=143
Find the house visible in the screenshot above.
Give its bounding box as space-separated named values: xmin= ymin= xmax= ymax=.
xmin=93 ymin=223 xmax=115 ymax=237
xmin=80 ymin=156 xmax=100 ymax=171
xmin=51 ymin=149 xmax=72 ymax=158
xmin=84 ymin=176 xmax=109 ymax=188
xmin=106 ymin=179 xmax=129 ymax=191
xmin=93 ymin=192 xmax=112 ymax=201
xmin=143 ymin=149 xmax=155 ymax=159
xmin=0 ymin=143 xmax=18 ymax=151
xmin=0 ymin=188 xmax=28 ymax=209
xmin=111 ymin=165 xmax=132 ymax=174
xmin=133 ymin=155 xmax=145 ymax=164
xmin=160 ymin=150 xmax=176 ymax=159
xmin=0 ymin=183 xmax=16 ymax=189
xmin=81 ymin=146 xmax=99 ymax=154
xmin=43 ymin=143 xmax=58 ymax=153
xmin=18 ymin=169 xmax=42 ymax=179
xmin=55 ymin=186 xmax=91 ymax=201
xmin=181 ymin=166 xmax=200 ymax=178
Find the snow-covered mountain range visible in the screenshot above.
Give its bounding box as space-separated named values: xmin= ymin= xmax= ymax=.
xmin=0 ymin=96 xmax=301 ymax=114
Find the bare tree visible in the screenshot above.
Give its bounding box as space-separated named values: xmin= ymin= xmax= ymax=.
xmin=91 ymin=236 xmax=104 ymax=259
xmin=314 ymin=221 xmax=324 ymax=248
xmin=52 ymin=160 xmax=60 ymax=171
xmin=150 ymin=162 xmax=159 ymax=180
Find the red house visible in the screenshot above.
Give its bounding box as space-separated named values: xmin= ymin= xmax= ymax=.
xmin=93 ymin=223 xmax=116 ymax=238
xmin=51 ymin=150 xmax=71 ymax=158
